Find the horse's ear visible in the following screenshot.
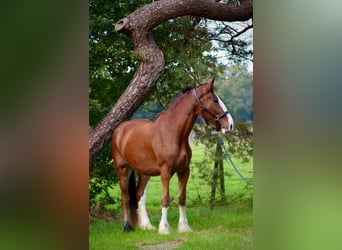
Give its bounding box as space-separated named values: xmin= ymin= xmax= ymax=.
xmin=207 ymin=78 xmax=215 ymax=90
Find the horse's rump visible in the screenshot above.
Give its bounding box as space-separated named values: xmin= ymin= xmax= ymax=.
xmin=112 ymin=119 xmax=161 ymax=176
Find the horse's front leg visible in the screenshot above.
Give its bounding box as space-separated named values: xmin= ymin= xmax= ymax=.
xmin=177 ymin=167 xmax=192 ymax=232
xmin=136 ymin=174 xmax=155 ymax=230
xmin=158 ymin=167 xmax=171 ymax=234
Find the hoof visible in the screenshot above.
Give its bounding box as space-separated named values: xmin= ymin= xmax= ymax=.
xmin=123 ymin=222 xmax=134 ymax=232
xmin=178 ymin=222 xmax=192 ymax=233
xmin=158 ymin=223 xmax=171 ymax=234
xmin=139 ymin=223 xmax=156 ymax=230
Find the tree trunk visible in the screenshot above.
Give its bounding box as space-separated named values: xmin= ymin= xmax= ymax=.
xmin=210 ymin=140 xmax=225 ymax=204
xmin=210 ymin=158 xmax=219 ymax=205
xmin=89 ymin=0 xmax=253 ymax=164
xmin=218 ymin=144 xmax=226 ymax=202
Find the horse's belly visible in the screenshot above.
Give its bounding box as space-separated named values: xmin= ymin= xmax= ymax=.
xmin=125 ymin=150 xmax=161 ymax=176
xmin=139 ymin=166 xmax=160 ymax=176
xmin=131 ymin=162 xmax=160 ymax=176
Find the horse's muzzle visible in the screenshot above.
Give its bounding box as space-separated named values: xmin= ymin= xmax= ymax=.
xmin=221 ymin=113 xmax=234 ymax=133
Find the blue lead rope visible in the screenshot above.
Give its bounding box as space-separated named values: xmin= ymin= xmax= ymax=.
xmin=218 ymin=136 xmax=254 ymax=186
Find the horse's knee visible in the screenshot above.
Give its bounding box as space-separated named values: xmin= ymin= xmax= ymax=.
xmin=178 ymin=196 xmax=186 ymax=206
xmin=161 ymin=197 xmax=170 ymax=207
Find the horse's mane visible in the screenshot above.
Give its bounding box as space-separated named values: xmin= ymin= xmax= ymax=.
xmin=153 ymin=86 xmax=195 ymax=120
xmin=182 ymin=86 xmax=194 ymax=93
xmin=153 ymin=81 xmax=214 ymax=120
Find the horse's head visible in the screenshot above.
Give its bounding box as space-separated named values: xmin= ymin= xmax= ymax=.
xmin=193 ymin=78 xmax=234 ymax=133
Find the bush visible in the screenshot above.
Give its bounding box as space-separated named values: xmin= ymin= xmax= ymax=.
xmin=89 ymin=144 xmax=118 ymax=211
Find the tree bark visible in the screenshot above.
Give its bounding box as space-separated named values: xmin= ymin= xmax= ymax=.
xmin=210 ymin=140 xmax=225 ymax=205
xmin=89 ymin=0 xmax=253 ymax=164
xmin=210 ymin=158 xmax=219 ymax=206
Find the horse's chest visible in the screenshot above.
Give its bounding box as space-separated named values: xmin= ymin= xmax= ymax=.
xmin=169 ymin=147 xmax=191 ymax=170
xmin=153 ymin=138 xmax=191 ymax=170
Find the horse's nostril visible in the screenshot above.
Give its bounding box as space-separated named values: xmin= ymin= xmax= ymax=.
xmin=230 ymin=124 xmax=233 ymax=130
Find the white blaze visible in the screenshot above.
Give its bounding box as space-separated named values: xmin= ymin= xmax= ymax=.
xmin=216 ymin=94 xmax=234 ymax=131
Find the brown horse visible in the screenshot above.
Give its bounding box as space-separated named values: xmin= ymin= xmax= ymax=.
xmin=112 ymin=78 xmax=233 ymax=234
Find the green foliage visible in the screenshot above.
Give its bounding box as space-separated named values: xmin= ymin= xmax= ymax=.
xmin=216 ymin=64 xmax=253 ymax=121
xmin=89 ymin=144 xmax=117 ymax=207
xmin=192 ymin=120 xmax=253 ymax=202
xmin=89 ymin=177 xmax=115 ymax=207
xmin=194 ymin=121 xmax=253 ymax=162
xmin=153 ymin=17 xmax=224 ymax=105
xmin=89 ymin=0 xmax=152 ymax=125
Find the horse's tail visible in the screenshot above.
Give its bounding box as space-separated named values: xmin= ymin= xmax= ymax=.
xmin=128 ymin=170 xmax=138 ymax=228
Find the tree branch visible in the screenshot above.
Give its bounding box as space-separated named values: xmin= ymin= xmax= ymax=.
xmin=231 ymin=24 xmax=253 ymax=39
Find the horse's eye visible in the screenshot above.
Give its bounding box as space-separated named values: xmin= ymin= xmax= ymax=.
xmin=214 ymin=99 xmax=219 ymax=103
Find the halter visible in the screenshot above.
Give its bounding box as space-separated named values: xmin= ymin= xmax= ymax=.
xmin=192 ymin=88 xmax=230 ymax=131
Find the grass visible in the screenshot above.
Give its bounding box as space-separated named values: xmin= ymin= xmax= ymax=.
xmin=90 ymin=205 xmax=252 ymax=250
xmin=90 ymin=143 xmax=253 ymax=249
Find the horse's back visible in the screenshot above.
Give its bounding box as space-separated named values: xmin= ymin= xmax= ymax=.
xmin=113 ymin=119 xmax=150 ymax=137
xmin=112 ymin=119 xmax=152 ymax=151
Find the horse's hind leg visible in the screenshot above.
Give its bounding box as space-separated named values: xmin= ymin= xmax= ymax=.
xmin=117 ymin=165 xmax=134 ymax=232
xmin=177 ymin=167 xmax=192 ymax=232
xmin=136 ymin=174 xmax=155 ymax=230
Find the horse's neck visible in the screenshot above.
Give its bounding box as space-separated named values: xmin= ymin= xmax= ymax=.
xmin=156 ymin=92 xmax=197 ymax=143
